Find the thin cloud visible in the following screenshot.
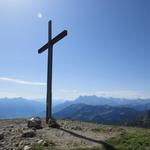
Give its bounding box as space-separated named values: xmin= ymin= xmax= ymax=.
xmin=0 ymin=77 xmax=46 ymax=86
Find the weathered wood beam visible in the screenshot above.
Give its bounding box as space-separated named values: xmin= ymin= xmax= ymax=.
xmin=38 ymin=30 xmax=67 ymax=54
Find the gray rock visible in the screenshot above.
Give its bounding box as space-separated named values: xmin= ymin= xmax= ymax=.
xmin=19 ymin=141 xmax=24 ymax=147
xmin=43 ymin=141 xmax=49 ymax=147
xmin=24 ymin=145 xmax=31 ymax=150
xmin=27 ymin=117 xmax=42 ymax=129
xmin=37 ymin=139 xmax=44 ymax=144
xmin=13 ymin=142 xmax=19 ymax=147
xmin=22 ymin=130 xmax=36 ymax=138
xmin=0 ymin=132 xmax=4 ymax=140
xmin=37 ymin=140 xmax=49 ymax=147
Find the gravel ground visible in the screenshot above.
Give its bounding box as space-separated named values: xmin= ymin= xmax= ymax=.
xmin=0 ymin=119 xmax=131 ymax=150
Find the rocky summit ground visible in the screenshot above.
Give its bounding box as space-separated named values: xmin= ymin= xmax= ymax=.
xmin=0 ymin=119 xmax=150 ymax=150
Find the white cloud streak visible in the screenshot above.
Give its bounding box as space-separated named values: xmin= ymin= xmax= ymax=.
xmin=0 ymin=77 xmax=149 ymax=100
xmin=0 ymin=77 xmax=46 ymax=86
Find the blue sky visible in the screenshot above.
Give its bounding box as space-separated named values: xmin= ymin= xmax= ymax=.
xmin=0 ymin=0 xmax=150 ymax=100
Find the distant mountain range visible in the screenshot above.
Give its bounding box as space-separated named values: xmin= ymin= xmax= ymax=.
xmin=0 ymin=97 xmax=45 ymax=118
xmin=53 ymin=96 xmax=150 ymax=126
xmin=53 ymin=96 xmax=150 ymax=113
xmin=0 ymin=97 xmax=66 ymax=119
xmin=0 ymin=96 xmax=150 ymax=127
xmin=54 ymin=103 xmax=144 ymax=125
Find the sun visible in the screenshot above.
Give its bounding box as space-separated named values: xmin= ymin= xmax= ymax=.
xmin=37 ymin=12 xmax=43 ymax=19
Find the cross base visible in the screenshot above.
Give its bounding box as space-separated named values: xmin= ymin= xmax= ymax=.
xmin=48 ymin=117 xmax=60 ymax=128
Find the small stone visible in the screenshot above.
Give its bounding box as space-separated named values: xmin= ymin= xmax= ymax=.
xmin=10 ymin=125 xmax=14 ymax=128
xmin=108 ymin=128 xmax=112 ymax=132
xmin=19 ymin=141 xmax=24 ymax=146
xmin=37 ymin=140 xmax=44 ymax=144
xmin=24 ymin=145 xmax=31 ymax=150
xmin=13 ymin=143 xmax=19 ymax=147
xmin=43 ymin=141 xmax=49 ymax=147
xmin=0 ymin=133 xmax=4 ymax=140
xmin=22 ymin=130 xmax=36 ymax=138
xmin=31 ymin=127 xmax=37 ymax=131
xmin=27 ymin=117 xmax=42 ymax=129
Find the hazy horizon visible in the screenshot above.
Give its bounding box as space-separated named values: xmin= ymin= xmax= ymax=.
xmin=0 ymin=94 xmax=150 ymax=102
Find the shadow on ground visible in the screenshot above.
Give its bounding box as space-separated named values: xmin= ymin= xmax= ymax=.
xmin=58 ymin=127 xmax=116 ymax=150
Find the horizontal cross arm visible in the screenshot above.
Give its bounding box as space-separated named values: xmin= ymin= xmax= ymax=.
xmin=38 ymin=30 xmax=68 ymax=54
xmin=38 ymin=42 xmax=49 ymax=54
xmin=52 ymin=30 xmax=67 ymax=45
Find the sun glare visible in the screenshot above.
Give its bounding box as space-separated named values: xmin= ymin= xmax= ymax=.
xmin=37 ymin=12 xmax=43 ymax=19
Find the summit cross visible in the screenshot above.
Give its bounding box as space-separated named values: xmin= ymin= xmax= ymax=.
xmin=38 ymin=20 xmax=68 ymax=123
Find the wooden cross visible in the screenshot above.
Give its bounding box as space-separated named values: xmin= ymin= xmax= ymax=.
xmin=38 ymin=20 xmax=67 ymax=123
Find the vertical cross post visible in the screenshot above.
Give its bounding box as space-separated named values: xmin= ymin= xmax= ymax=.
xmin=46 ymin=21 xmax=53 ymax=123
xmin=38 ymin=20 xmax=67 ymax=124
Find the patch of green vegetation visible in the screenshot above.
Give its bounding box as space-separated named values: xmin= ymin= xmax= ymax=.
xmin=31 ymin=144 xmax=56 ymax=150
xmin=71 ymin=146 xmax=103 ymax=150
xmin=31 ymin=144 xmax=103 ymax=150
xmin=107 ymin=128 xmax=150 ymax=150
xmin=91 ymin=125 xmax=125 ymax=133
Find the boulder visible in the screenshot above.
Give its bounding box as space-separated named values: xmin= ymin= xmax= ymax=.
xmin=22 ymin=130 xmax=36 ymax=138
xmin=27 ymin=117 xmax=42 ymax=129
